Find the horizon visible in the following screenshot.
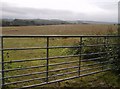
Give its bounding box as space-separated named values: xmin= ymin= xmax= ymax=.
xmin=1 ymin=18 xmax=118 ymax=24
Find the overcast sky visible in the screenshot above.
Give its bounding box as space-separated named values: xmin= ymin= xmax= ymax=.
xmin=1 ymin=0 xmax=119 ymax=22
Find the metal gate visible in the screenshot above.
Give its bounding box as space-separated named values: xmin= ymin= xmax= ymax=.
xmin=0 ymin=35 xmax=119 ymax=89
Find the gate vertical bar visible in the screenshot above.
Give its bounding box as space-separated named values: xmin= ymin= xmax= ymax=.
xmin=78 ymin=37 xmax=82 ymax=76
xmin=1 ymin=36 xmax=4 ymax=88
xmin=46 ymin=37 xmax=49 ymax=83
xmin=104 ymin=37 xmax=107 ymax=69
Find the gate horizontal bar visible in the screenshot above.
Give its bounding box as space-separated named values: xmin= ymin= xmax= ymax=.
xmin=1 ymin=66 xmax=79 ymax=80
xmin=49 ymin=65 xmax=108 ymax=79
xmin=2 ymin=43 xmax=119 ymax=51
xmin=16 ymin=68 xmax=110 ymax=89
xmin=1 ymin=35 xmax=120 ymax=38
xmin=2 ymin=65 xmax=46 ymax=72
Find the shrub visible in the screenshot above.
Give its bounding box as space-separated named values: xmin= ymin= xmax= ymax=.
xmin=68 ymin=36 xmax=120 ymax=76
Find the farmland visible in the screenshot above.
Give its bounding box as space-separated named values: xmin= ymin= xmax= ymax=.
xmin=2 ymin=24 xmax=117 ymax=35
xmin=1 ymin=24 xmax=120 ymax=88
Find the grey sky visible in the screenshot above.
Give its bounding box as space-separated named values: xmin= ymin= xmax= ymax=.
xmin=1 ymin=0 xmax=119 ymax=22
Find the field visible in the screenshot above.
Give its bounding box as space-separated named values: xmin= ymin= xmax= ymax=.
xmin=1 ymin=24 xmax=120 ymax=88
xmin=2 ymin=24 xmax=117 ymax=35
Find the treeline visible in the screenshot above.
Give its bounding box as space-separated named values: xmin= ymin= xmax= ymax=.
xmin=2 ymin=19 xmax=70 ymax=26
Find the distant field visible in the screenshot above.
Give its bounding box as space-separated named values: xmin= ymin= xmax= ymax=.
xmin=2 ymin=24 xmax=118 ymax=35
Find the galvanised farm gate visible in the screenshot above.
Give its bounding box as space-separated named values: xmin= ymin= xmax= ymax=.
xmin=0 ymin=35 xmax=119 ymax=89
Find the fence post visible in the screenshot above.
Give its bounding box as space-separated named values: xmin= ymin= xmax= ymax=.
xmin=118 ymin=1 xmax=120 ymax=35
xmin=46 ymin=37 xmax=49 ymax=83
xmin=78 ymin=37 xmax=82 ymax=76
xmin=0 ymin=37 xmax=4 ymax=88
xmin=118 ymin=1 xmax=120 ymax=62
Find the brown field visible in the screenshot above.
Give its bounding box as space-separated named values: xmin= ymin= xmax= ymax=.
xmin=2 ymin=24 xmax=118 ymax=35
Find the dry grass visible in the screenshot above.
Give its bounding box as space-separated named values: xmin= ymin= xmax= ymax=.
xmin=2 ymin=24 xmax=117 ymax=35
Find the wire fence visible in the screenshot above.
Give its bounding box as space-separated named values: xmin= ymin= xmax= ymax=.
xmin=0 ymin=35 xmax=119 ymax=89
